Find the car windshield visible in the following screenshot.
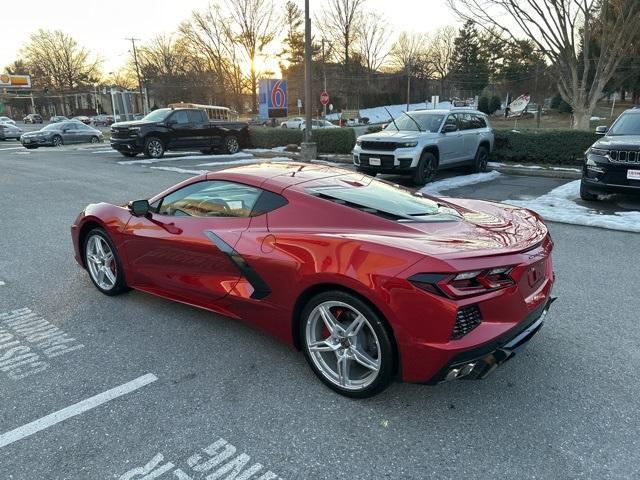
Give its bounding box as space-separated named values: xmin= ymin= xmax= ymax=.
xmin=608 ymin=113 xmax=640 ymax=135
xmin=384 ymin=112 xmax=446 ymax=133
xmin=308 ymin=175 xmax=456 ymax=221
xmin=142 ymin=109 xmax=172 ymax=122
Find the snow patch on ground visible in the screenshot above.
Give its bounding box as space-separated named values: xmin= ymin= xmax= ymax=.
xmin=118 ymin=152 xmax=254 ymax=165
xmin=149 ymin=167 xmax=208 ymax=175
xmin=244 ymin=146 xmax=287 ymax=153
xmin=420 ymin=171 xmax=502 ymax=196
xmin=507 ymin=180 xmax=640 ymax=233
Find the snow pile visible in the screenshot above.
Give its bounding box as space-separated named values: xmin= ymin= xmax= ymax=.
xmin=507 ymin=180 xmax=640 ymax=233
xmin=244 ymin=146 xmax=287 ymax=153
xmin=326 ymin=101 xmax=453 ymax=124
xmin=420 ymin=171 xmax=501 ymax=197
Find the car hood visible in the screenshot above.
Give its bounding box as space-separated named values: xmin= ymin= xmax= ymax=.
xmin=22 ymin=130 xmax=55 ymax=136
xmin=594 ymin=135 xmax=640 ymax=150
xmin=330 ymin=198 xmax=547 ymax=259
xmin=358 ymin=130 xmax=435 ymax=141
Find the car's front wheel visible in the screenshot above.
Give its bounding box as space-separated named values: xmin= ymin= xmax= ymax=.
xmin=90 ymin=136 xmax=100 ymax=144
xmin=413 ymin=151 xmax=437 ymax=185
xmin=83 ymin=228 xmax=127 ymax=296
xmin=301 ymin=291 xmax=396 ymax=398
xmin=580 ymin=180 xmax=599 ymax=201
xmin=144 ymin=137 xmax=165 ymax=158
xmin=224 ymin=135 xmax=240 ymax=154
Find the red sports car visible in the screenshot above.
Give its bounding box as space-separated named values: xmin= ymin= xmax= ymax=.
xmin=71 ymin=163 xmax=555 ymax=397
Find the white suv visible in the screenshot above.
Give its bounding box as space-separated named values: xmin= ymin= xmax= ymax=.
xmin=352 ymin=109 xmax=494 ymax=184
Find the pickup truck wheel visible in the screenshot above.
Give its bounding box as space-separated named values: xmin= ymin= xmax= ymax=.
xmin=471 ymin=146 xmax=489 ymax=173
xmin=580 ymin=180 xmax=599 ymax=201
xmin=224 ymin=135 xmax=240 ymax=154
xmin=413 ymin=152 xmax=437 ymax=185
xmin=144 ymin=137 xmax=165 ymax=159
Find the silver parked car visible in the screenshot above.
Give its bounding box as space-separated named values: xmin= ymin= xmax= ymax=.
xmin=352 ymin=109 xmax=495 ymax=184
xmin=0 ymin=122 xmax=23 ymax=140
xmin=21 ymin=121 xmax=103 ymax=149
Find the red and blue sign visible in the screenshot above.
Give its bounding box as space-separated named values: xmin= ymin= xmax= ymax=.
xmin=259 ymin=79 xmax=288 ymax=119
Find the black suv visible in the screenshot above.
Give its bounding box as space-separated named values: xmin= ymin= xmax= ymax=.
xmin=110 ymin=107 xmax=249 ymax=158
xmin=582 ymin=108 xmax=640 ymax=200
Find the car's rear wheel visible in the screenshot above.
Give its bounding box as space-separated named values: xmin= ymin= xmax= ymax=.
xmin=580 ymin=180 xmax=599 ymax=201
xmin=144 ymin=137 xmax=165 ymax=158
xmin=52 ymin=135 xmax=63 ymax=147
xmin=224 ymin=135 xmax=240 ymax=154
xmin=301 ymin=291 xmax=396 ymax=398
xmin=471 ymin=146 xmax=489 ymax=173
xmin=83 ymin=228 xmax=127 ymax=296
xmin=413 ymin=151 xmax=437 ymax=185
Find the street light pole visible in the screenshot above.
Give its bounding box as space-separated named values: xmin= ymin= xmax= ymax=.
xmin=301 ymin=0 xmax=317 ymax=160
xmin=322 ymin=39 xmax=327 ymax=119
xmin=126 ymin=37 xmax=147 ymax=114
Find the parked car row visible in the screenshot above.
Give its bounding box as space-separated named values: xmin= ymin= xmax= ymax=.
xmin=279 ymin=117 xmax=340 ymax=130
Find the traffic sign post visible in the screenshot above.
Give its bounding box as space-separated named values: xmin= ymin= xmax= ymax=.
xmin=320 ymin=91 xmax=329 ymax=118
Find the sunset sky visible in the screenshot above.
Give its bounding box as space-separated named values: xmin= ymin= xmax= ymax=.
xmin=2 ymin=0 xmax=458 ymax=75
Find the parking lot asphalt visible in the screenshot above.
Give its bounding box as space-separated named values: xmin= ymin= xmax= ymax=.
xmin=1 ymin=145 xmax=639 ymax=479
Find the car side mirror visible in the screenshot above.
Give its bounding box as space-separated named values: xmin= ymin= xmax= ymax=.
xmin=166 ymin=119 xmax=177 ymax=126
xmin=128 ymin=199 xmax=150 ymax=217
xmin=442 ymin=124 xmax=457 ymax=133
xmin=595 ymin=125 xmax=608 ymax=135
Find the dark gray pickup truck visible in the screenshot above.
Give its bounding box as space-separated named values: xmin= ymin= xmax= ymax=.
xmin=110 ymin=107 xmax=250 ymax=158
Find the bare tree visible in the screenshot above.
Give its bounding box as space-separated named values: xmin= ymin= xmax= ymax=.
xmin=389 ymin=32 xmax=429 ymax=109
xmin=224 ymin=0 xmax=279 ymax=113
xmin=318 ymin=0 xmax=366 ymax=66
xmin=427 ymin=26 xmax=457 ymax=97
xmin=21 ymin=29 xmax=101 ymax=92
xmin=357 ymin=12 xmax=390 ymax=72
xmin=448 ymin=0 xmax=640 ymax=130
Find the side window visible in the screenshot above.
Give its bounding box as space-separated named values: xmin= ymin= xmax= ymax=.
xmin=443 ymin=115 xmax=457 ymax=131
xmin=188 ymin=110 xmax=206 ymax=123
xmin=158 ymin=181 xmax=263 ymax=218
xmin=473 ymin=114 xmax=486 ymax=129
xmin=171 ymin=110 xmax=190 ymax=125
xmin=458 ymin=113 xmax=474 ymax=130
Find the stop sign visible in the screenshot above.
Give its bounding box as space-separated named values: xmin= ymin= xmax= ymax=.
xmin=320 ymin=91 xmax=329 ymax=106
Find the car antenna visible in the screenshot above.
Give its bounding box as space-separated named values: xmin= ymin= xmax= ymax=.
xmin=384 ymin=107 xmax=400 ymax=131
xmin=403 ymin=111 xmax=422 ymax=132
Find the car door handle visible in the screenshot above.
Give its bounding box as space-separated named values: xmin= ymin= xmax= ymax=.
xmin=148 ymin=216 xmax=182 ymax=234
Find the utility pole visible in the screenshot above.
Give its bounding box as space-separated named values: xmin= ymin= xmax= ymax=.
xmin=126 ymin=37 xmax=147 ymax=114
xmin=406 ymin=64 xmax=411 ymax=112
xmin=321 ymin=39 xmax=327 ymax=118
xmin=301 ymin=0 xmax=317 ymax=161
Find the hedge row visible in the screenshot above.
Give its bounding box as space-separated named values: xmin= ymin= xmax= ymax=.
xmin=492 ymin=129 xmax=597 ymax=165
xmin=249 ymin=126 xmax=598 ymax=165
xmin=248 ymin=126 xmax=356 ymax=154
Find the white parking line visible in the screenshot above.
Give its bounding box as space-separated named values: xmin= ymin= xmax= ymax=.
xmin=0 ymin=281 xmax=5 ymax=286
xmin=0 ymin=147 xmax=25 ymax=151
xmin=0 ymin=373 xmax=157 ymax=448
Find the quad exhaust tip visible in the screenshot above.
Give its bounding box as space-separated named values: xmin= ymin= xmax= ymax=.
xmin=444 ymin=362 xmax=477 ymax=381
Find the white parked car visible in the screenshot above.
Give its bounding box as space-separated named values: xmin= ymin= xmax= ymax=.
xmin=0 ymin=116 xmax=16 ymax=126
xmin=299 ymin=119 xmax=339 ymax=130
xmin=280 ymin=117 xmax=304 ymax=129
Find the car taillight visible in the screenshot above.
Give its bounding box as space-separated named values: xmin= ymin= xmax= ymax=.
xmin=409 ymin=267 xmax=515 ymax=299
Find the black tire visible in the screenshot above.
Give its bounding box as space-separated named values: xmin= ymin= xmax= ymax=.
xmin=412 ymin=151 xmax=437 ymax=185
xmin=580 ymin=180 xmax=598 ymax=201
xmin=471 ymin=146 xmax=489 ymax=173
xmin=282 ymin=124 xmax=287 ymax=128
xmin=119 ymin=152 xmax=138 ymax=158
xmin=300 ymin=290 xmax=396 ymax=398
xmin=224 ymin=135 xmax=240 ymax=154
xmin=82 ymin=228 xmax=128 ymax=296
xmin=52 ymin=135 xmax=63 ymax=147
xmin=144 ymin=137 xmax=165 ymax=158
xmin=90 ymin=136 xmax=100 ymax=144
xmin=356 ymin=166 xmax=377 ymax=176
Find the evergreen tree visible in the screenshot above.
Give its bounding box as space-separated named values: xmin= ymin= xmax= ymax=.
xmin=449 ymin=21 xmax=490 ymax=95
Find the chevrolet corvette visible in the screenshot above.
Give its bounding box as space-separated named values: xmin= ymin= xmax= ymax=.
xmin=71 ymin=163 xmax=555 ymax=397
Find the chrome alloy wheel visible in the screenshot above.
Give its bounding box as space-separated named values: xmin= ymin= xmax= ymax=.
xmin=85 ymin=235 xmax=117 ymax=290
xmin=147 ymin=139 xmax=163 ymax=158
xmin=305 ymin=301 xmax=382 ymax=391
xmin=226 ymin=136 xmax=239 ymax=154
